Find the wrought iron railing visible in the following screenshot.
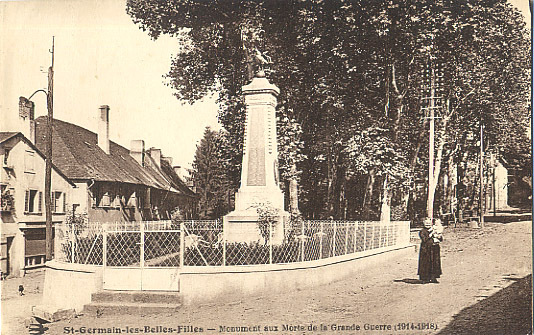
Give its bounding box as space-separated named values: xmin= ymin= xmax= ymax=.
xmin=183 ymin=220 xmax=410 ymax=266
xmin=55 ymin=219 xmax=410 ymax=267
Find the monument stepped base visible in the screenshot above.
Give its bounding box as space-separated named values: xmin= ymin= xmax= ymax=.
xmin=84 ymin=291 xmax=183 ymax=316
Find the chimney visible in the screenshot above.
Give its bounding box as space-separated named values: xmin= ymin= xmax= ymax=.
xmin=19 ymin=96 xmax=35 ymax=143
xmin=130 ymin=140 xmax=145 ymax=166
xmin=148 ymin=147 xmax=162 ymax=168
xmin=162 ymin=156 xmax=173 ymax=166
xmin=97 ymin=105 xmax=110 ymax=154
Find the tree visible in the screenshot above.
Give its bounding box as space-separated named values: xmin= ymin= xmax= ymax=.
xmin=191 ymin=127 xmax=232 ymax=219
xmin=345 ymin=127 xmax=411 ymax=219
xmin=127 ymin=0 xmax=531 ymax=221
xmin=277 ymin=112 xmax=306 ymax=215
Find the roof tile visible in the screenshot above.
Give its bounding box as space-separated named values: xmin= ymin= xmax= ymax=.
xmin=34 ymin=117 xmax=193 ymax=196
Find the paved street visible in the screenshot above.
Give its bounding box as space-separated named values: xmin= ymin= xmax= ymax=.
xmin=2 ymin=221 xmax=531 ymax=335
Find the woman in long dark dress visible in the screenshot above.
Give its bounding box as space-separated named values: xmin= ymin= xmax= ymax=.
xmin=418 ymin=218 xmax=442 ymax=283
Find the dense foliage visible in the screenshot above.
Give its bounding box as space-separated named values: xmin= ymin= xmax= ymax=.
xmin=127 ymin=0 xmax=531 ymax=220
xmin=191 ymin=127 xmax=234 ymax=218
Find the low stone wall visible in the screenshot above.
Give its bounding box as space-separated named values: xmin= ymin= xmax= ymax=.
xmin=179 ymin=244 xmax=415 ymax=305
xmin=39 ymin=244 xmax=414 ymax=312
xmin=41 ymin=260 xmax=103 ymax=313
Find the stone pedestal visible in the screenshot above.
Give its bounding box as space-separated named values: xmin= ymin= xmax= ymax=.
xmin=223 ymin=213 xmax=288 ymax=244
xmin=224 ymin=72 xmax=289 ymax=244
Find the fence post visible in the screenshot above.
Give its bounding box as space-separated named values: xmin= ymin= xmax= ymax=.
xmin=300 ymin=219 xmax=305 ymax=262
xmin=332 ymin=220 xmax=336 ymax=257
xmin=379 ymin=223 xmax=383 ymax=248
xmin=307 ymin=221 xmax=311 ymax=259
xmin=179 ymin=221 xmax=185 ymax=267
xmin=102 ymin=223 xmax=107 ymax=267
xmin=344 ymin=222 xmax=348 ymax=255
xmin=319 ymin=221 xmax=323 ymax=259
xmin=405 ymin=221 xmax=410 ymax=246
xmin=71 ymin=224 xmax=76 ymax=263
xmin=386 ymin=221 xmax=391 ymax=247
xmin=222 ymin=218 xmax=226 ymax=267
xmin=140 ymin=221 xmax=145 ymax=268
xmin=269 ymin=220 xmax=273 ymax=264
xmin=363 ymin=222 xmax=367 ymax=251
xmin=353 ymin=222 xmax=358 ymax=252
xmin=371 ymin=222 xmax=380 ymax=249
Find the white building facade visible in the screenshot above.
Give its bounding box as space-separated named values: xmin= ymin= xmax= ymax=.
xmin=1 ymin=132 xmax=75 ymax=277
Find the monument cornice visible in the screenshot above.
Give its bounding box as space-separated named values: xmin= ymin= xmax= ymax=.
xmin=242 ymin=88 xmax=279 ymax=96
xmin=242 ymin=77 xmax=280 ymax=96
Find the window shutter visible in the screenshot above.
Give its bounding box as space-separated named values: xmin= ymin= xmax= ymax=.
xmin=9 ymin=188 xmax=15 ymax=212
xmin=25 ymin=190 xmax=30 ymax=212
xmin=63 ymin=193 xmax=67 ymax=213
xmin=38 ymin=191 xmax=43 ymax=212
xmin=51 ymin=192 xmax=56 ymax=213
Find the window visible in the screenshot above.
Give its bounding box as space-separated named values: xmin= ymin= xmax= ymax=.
xmin=1 ymin=185 xmax=15 ymax=212
xmin=112 ymin=194 xmax=121 ymax=208
xmin=127 ymin=193 xmax=136 ymax=208
xmin=24 ymin=228 xmax=48 ymax=268
xmin=101 ymin=192 xmax=111 ymax=207
xmin=52 ymin=191 xmax=66 ymax=214
xmin=24 ymin=189 xmax=42 ymax=214
xmin=92 ymin=186 xmax=123 ymax=209
xmin=24 ymin=150 xmax=35 ymax=173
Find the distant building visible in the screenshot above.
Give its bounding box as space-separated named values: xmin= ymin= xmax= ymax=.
xmin=1 ymin=132 xmax=75 ymax=277
xmin=485 ymin=157 xmax=510 ymax=212
xmin=33 ymin=106 xmax=198 ymax=223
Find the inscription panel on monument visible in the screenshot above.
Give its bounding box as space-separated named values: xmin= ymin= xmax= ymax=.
xmin=247 ymin=108 xmax=266 ymax=186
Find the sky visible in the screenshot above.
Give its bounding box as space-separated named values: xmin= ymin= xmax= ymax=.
xmin=0 ymin=0 xmax=531 ymax=168
xmin=509 ymin=0 xmax=532 ymax=29
xmin=0 ymin=0 xmax=220 ymax=169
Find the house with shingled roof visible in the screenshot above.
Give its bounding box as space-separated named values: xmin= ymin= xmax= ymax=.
xmin=1 ymin=132 xmax=76 ymax=277
xmin=32 ymin=105 xmax=197 ymax=223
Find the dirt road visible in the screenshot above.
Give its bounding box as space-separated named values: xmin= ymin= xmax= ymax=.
xmin=2 ymin=221 xmax=531 ymax=335
xmin=1 ymin=270 xmax=45 ymax=335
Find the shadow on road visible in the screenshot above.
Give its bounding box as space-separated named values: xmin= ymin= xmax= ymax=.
xmin=438 ymin=274 xmax=532 ymax=335
xmin=393 ymin=278 xmax=426 ymax=285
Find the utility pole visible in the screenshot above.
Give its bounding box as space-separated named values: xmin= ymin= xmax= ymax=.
xmin=493 ymin=153 xmax=496 ymax=217
xmin=426 ymin=65 xmax=436 ymax=222
xmin=45 ymin=37 xmax=55 ymax=261
xmin=479 ymin=122 xmax=484 ymax=228
xmin=422 ymin=62 xmax=441 ymax=222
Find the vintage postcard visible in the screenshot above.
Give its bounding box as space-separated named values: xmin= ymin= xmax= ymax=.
xmin=1 ymin=0 xmax=532 ymax=334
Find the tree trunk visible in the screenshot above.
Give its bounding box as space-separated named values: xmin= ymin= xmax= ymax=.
xmin=427 ymin=115 xmax=449 ymax=219
xmin=391 ymin=62 xmax=407 ymax=143
xmin=401 ymin=127 xmax=427 ymax=209
xmin=288 ymin=165 xmax=299 ymax=215
xmin=339 ymin=168 xmax=349 ymax=220
xmin=380 ymin=175 xmax=391 ymax=223
xmin=326 ymin=140 xmax=342 ymax=218
xmin=362 ymin=169 xmax=376 ymax=220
